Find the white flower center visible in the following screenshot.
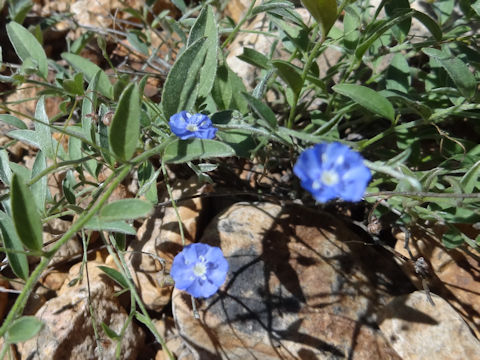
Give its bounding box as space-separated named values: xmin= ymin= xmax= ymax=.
xmin=193 ymin=262 xmax=207 ymax=277
xmin=321 ymin=170 xmax=339 ymax=186
xmin=186 ymin=124 xmax=198 ymax=132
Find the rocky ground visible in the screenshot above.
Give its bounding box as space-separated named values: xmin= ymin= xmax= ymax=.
xmin=1 ymin=1 xmax=480 ymax=359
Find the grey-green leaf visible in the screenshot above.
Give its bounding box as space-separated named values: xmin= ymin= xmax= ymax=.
xmin=11 ymin=173 xmax=43 ymax=252
xmin=62 ymin=53 xmax=113 ymax=99
xmin=109 ymin=83 xmax=140 ymax=161
xmin=422 ymin=47 xmax=476 ymax=99
xmin=31 ymin=151 xmax=48 ymax=212
xmin=6 ymin=316 xmax=44 ymax=344
xmin=0 ymin=149 xmax=12 ymax=186
xmin=187 ymin=5 xmax=218 ymax=100
xmin=97 ymin=266 xmax=129 ymax=289
xmin=0 ymin=211 xmax=29 ymax=280
xmin=460 ymin=159 xmax=480 ymax=193
xmin=163 ymin=139 xmax=235 ymax=163
xmin=161 ymin=37 xmax=207 ymax=119
xmin=0 ymin=114 xmax=27 ymax=129
xmin=100 ymin=199 xmax=153 ymax=221
xmin=34 ymin=97 xmax=54 ymax=159
xmin=332 ymin=84 xmax=395 ymax=121
xmin=6 ymin=22 xmax=48 ymax=79
xmin=83 ymin=219 xmax=136 ymax=235
xmin=272 ymin=60 xmax=303 ymax=96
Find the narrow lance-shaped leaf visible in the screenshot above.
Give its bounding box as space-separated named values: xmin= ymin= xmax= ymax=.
xmin=62 ymin=53 xmax=113 ymax=99
xmin=99 ymin=199 xmax=153 ymax=221
xmin=332 ymin=84 xmax=395 ymax=121
xmin=109 ymin=83 xmax=140 ymax=161
xmin=0 ymin=211 xmax=29 ymax=280
xmin=34 ymin=97 xmax=54 ymax=159
xmin=0 ymin=149 xmax=12 ymax=186
xmin=187 ymin=5 xmax=218 ymax=101
xmin=97 ymin=266 xmax=129 ymax=288
xmin=422 ymin=47 xmax=476 ymax=99
xmin=300 ymin=0 xmax=337 ymax=38
xmin=163 ymin=139 xmax=235 ymax=164
xmin=6 ymin=22 xmax=48 ymax=79
xmin=161 ymin=37 xmax=207 ymax=119
xmin=31 ymin=151 xmax=48 ymax=212
xmin=6 ymin=316 xmax=44 ymax=344
xmin=10 ymin=173 xmax=43 ymax=252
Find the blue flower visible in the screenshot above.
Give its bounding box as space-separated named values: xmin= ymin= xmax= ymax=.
xmin=170 ymin=243 xmax=228 ymax=298
xmin=293 ymin=142 xmax=371 ymax=202
xmin=169 ymin=111 xmax=218 ymax=140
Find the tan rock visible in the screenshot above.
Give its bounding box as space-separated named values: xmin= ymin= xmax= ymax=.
xmin=126 ymin=177 xmax=207 ymax=312
xmin=173 ymin=202 xmax=409 ymax=359
xmin=379 ymin=291 xmax=480 ymax=359
xmin=19 ymin=261 xmax=144 ymax=360
xmin=394 ymin=226 xmax=480 ymax=337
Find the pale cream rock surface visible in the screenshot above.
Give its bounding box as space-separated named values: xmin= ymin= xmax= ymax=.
xmin=379 ymin=291 xmax=480 ymax=359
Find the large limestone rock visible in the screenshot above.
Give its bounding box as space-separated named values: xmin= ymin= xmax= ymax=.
xmin=173 ymin=202 xmax=411 ymax=359
xmin=379 ymin=291 xmax=480 ymax=359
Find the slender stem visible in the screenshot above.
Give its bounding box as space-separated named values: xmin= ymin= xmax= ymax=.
xmin=221 ymin=0 xmax=257 ymax=49
xmin=0 ymin=165 xmax=132 ymax=338
xmin=287 ymin=25 xmax=326 ymax=129
xmin=161 ymin=161 xmax=185 ymax=246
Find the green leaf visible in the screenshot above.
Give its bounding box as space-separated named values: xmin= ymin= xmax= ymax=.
xmin=98 ymin=266 xmax=129 ymax=289
xmin=34 ymin=96 xmax=54 ymax=159
xmin=83 ymin=219 xmax=136 ymax=235
xmin=411 ymin=10 xmax=442 ymax=41
xmin=161 ymin=37 xmax=207 ymax=119
xmin=62 ymin=53 xmax=113 ymax=99
xmin=81 ymin=70 xmax=101 ymax=142
xmin=163 ymin=139 xmax=235 ymax=163
xmin=31 ymin=151 xmax=47 ymax=212
xmin=300 ymin=0 xmax=337 ymax=38
xmin=272 ymin=60 xmax=303 ymax=96
xmin=6 ymin=316 xmax=44 ymax=344
xmin=237 ymin=48 xmax=270 ymax=70
xmin=11 ymin=173 xmax=43 ymax=252
xmin=422 ymin=48 xmax=476 ymax=99
xmin=62 ymin=170 xmax=76 ymax=205
xmin=386 ymin=53 xmax=410 ymax=93
xmin=460 ymin=159 xmax=480 ymax=193
xmin=385 ymin=0 xmax=411 ymax=43
xmin=242 ymin=93 xmax=277 ymax=129
xmin=6 ymin=22 xmax=48 ymax=78
xmin=62 ymin=72 xmax=84 ymax=96
xmin=137 ymin=161 xmax=159 ymax=204
xmin=100 ymin=199 xmax=153 ymax=221
xmin=109 ymin=83 xmax=140 ymax=161
xmin=0 ymin=114 xmax=27 ymax=129
xmin=187 ymin=5 xmax=217 ymax=101
xmin=100 ymin=322 xmax=120 ymax=340
xmin=332 ymin=84 xmax=395 ymax=121
xmin=212 ymin=64 xmax=249 ymax=113
xmin=0 ymin=211 xmax=29 ymax=280
xmin=0 ymin=149 xmax=12 ymax=186
xmin=7 ymin=129 xmax=39 ymax=148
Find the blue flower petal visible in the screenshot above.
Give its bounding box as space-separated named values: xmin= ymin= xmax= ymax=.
xmin=170 ymin=243 xmax=229 ymax=298
xmin=169 ymin=111 xmax=218 ymax=140
xmin=294 ymin=142 xmax=371 ymax=203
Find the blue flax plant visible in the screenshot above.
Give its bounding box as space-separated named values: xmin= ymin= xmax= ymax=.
xmin=0 ymin=0 xmax=479 ymax=358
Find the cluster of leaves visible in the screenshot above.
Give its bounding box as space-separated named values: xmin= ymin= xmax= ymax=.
xmin=0 ymin=0 xmax=479 ymax=356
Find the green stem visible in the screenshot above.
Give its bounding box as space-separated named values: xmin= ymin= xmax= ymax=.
xmin=0 ymin=165 xmax=132 ymax=338
xmin=221 ymin=0 xmax=257 ymax=49
xmin=287 ymin=25 xmax=326 ymax=129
